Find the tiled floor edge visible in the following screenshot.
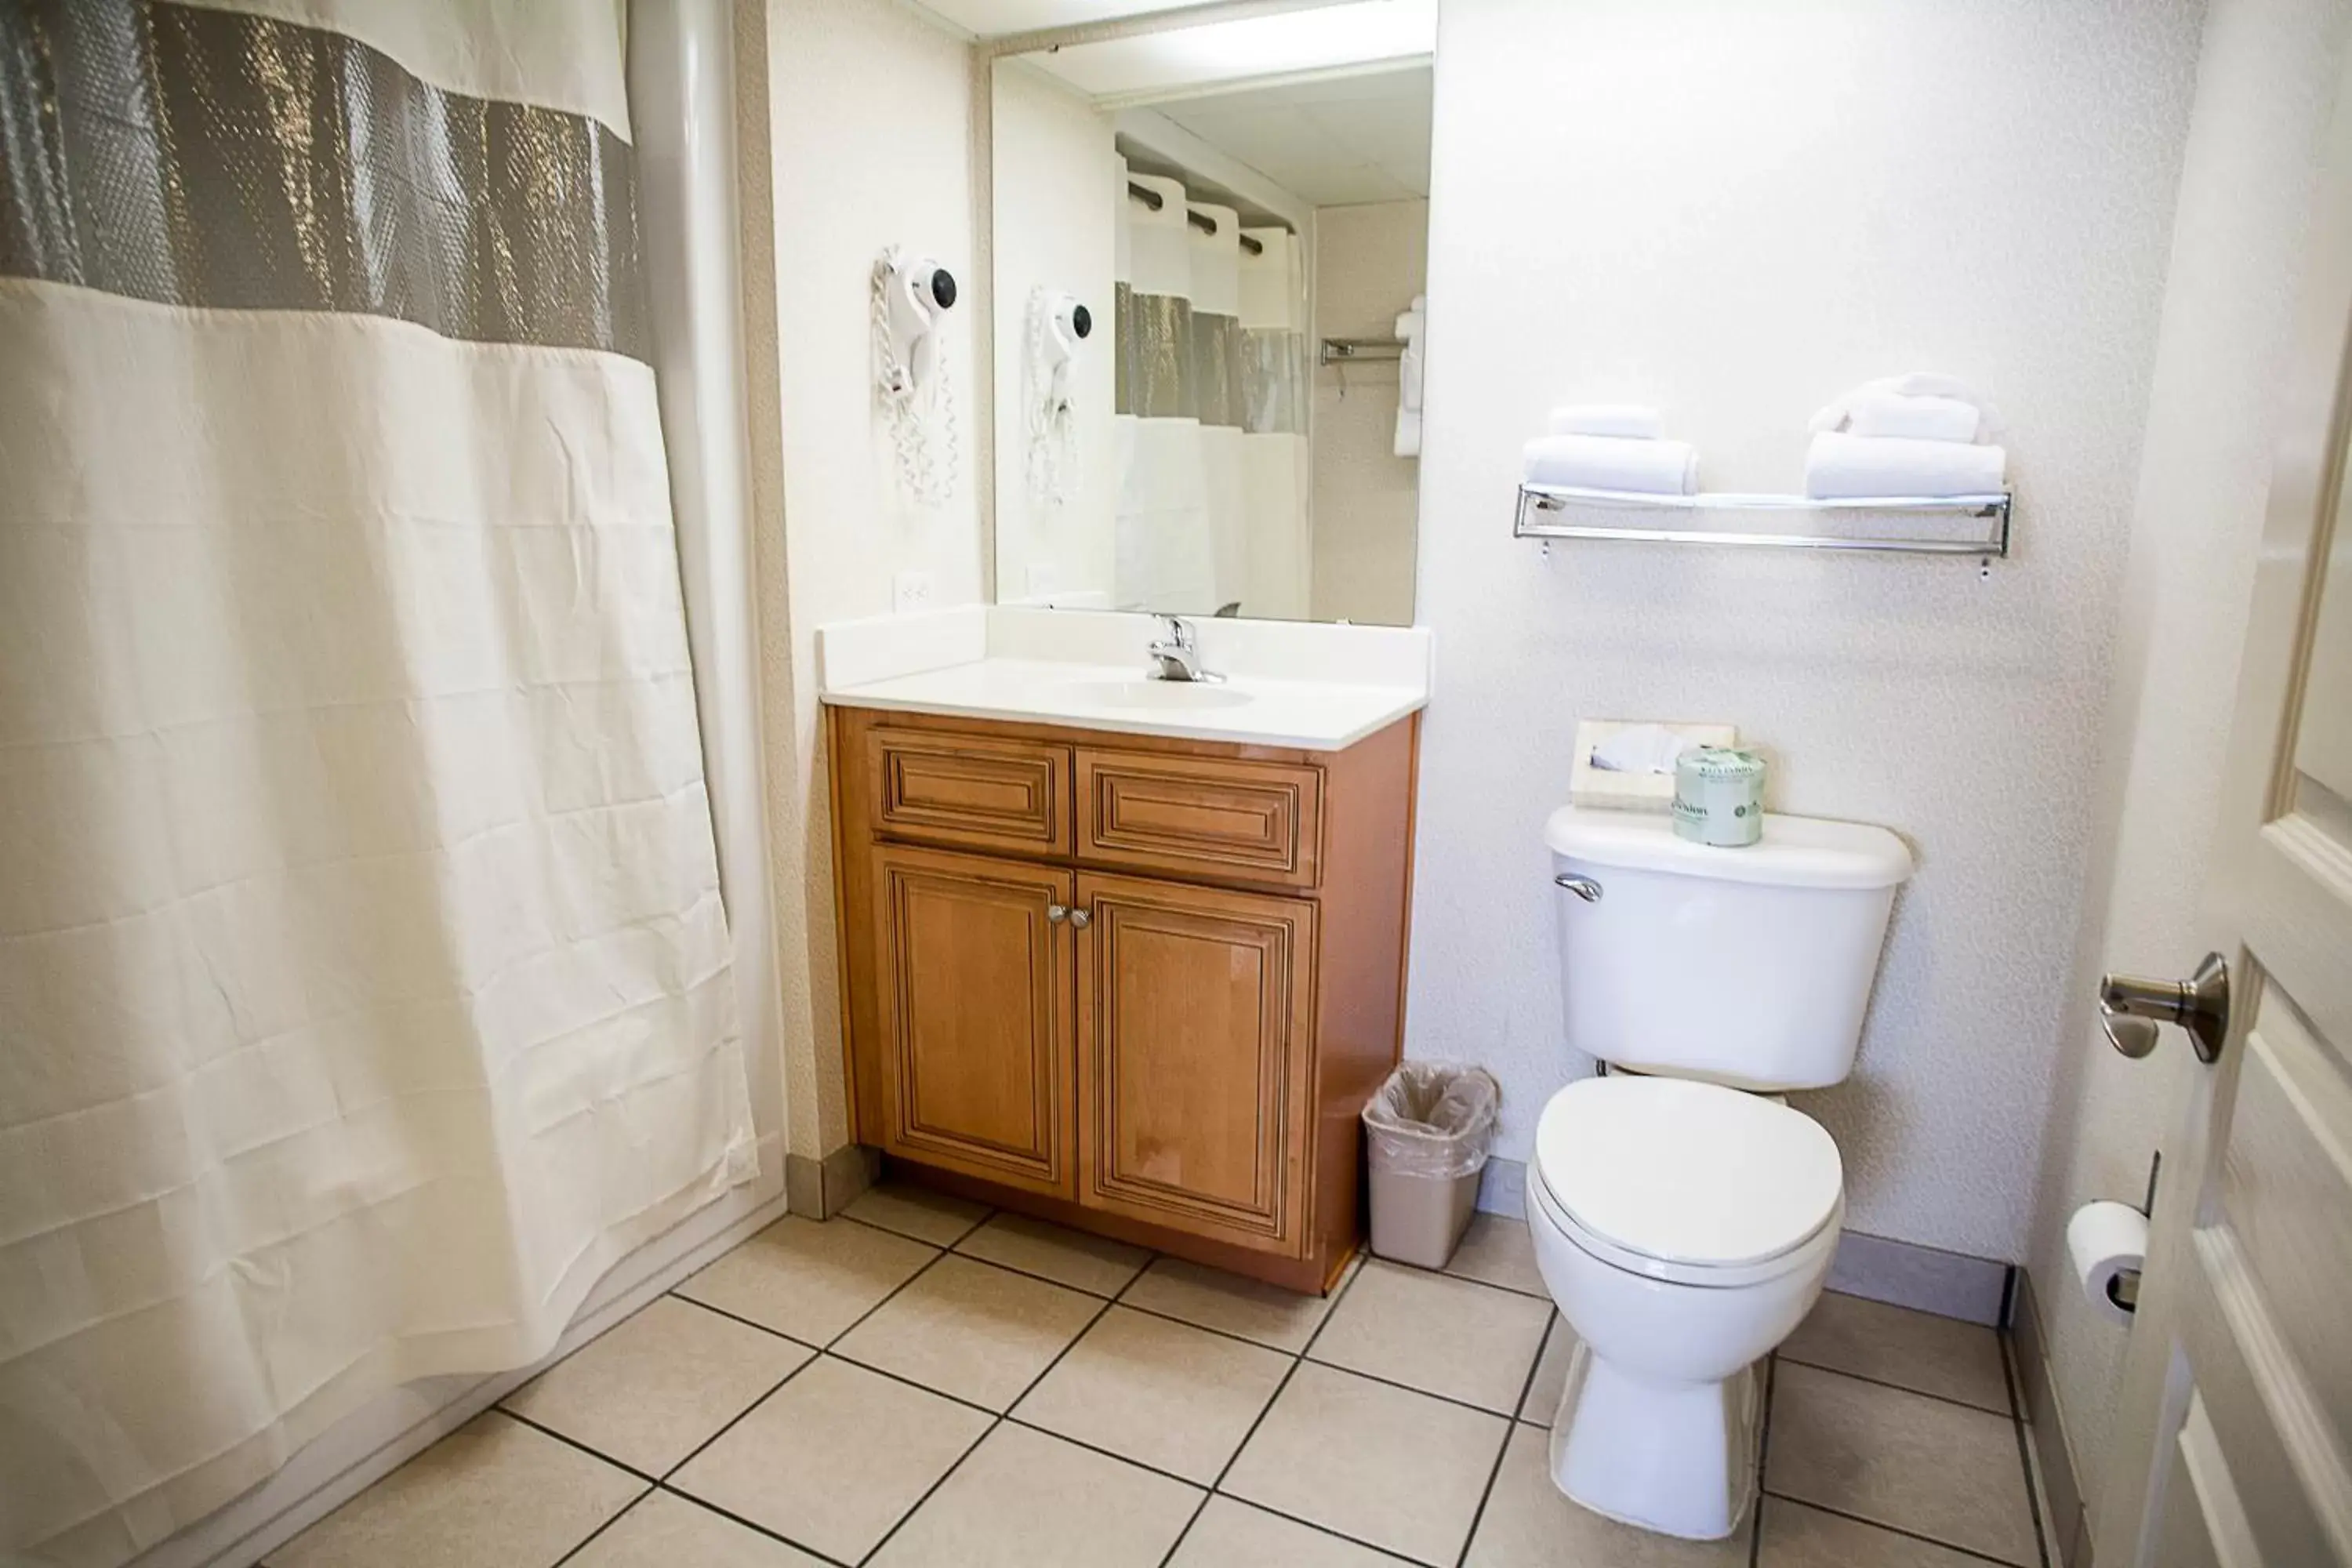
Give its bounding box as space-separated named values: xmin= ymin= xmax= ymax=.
xmin=2013 ymin=1269 xmax=2091 ymax=1566
xmin=189 ymin=1184 xmax=795 ymax=1568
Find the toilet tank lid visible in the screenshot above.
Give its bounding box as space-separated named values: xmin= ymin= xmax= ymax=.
xmin=1544 ymin=805 xmax=1913 ymax=890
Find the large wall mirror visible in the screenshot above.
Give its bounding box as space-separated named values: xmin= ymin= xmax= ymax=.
xmin=969 ymin=0 xmax=1435 ymax=625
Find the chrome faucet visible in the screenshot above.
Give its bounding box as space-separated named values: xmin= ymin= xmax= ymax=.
xmin=1145 ymin=615 xmax=1219 ymax=682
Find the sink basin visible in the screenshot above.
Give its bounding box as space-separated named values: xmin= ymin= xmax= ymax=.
xmin=1053 ymin=679 xmax=1256 ymax=711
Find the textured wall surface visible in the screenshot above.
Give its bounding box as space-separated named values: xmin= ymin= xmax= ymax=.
xmin=1405 ymin=0 xmax=2202 ymax=1259
xmin=2025 ymin=0 xmax=2351 ymax=1534
xmin=745 ymin=0 xmax=982 ymax=1154
xmin=1312 ymin=198 xmax=1427 ymax=626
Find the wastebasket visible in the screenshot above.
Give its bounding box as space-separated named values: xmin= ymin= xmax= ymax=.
xmin=1363 ymin=1062 xmax=1501 ymax=1269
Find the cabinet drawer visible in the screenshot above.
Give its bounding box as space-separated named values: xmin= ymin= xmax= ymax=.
xmin=868 ymin=728 xmax=1071 ymax=856
xmin=1077 ymin=749 xmax=1323 ymax=888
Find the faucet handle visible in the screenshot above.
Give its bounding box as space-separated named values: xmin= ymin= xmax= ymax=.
xmin=1155 ymin=613 xmax=1194 ymax=649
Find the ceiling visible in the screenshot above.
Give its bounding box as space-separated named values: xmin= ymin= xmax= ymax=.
xmin=916 ymin=0 xmax=1185 ymax=34
xmin=1149 ymin=64 xmax=1431 ymax=206
xmin=1017 ymin=1 xmax=1432 ymax=103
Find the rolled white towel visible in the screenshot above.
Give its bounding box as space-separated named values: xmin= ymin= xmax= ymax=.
xmin=1548 ymin=404 xmax=1665 ymax=439
xmin=1847 ymin=390 xmax=1980 ymax=442
xmin=1524 ymin=434 xmax=1698 ymax=495
xmin=1810 ymin=373 xmax=2005 ymax=442
xmin=1805 ymin=432 xmax=2006 ymax=499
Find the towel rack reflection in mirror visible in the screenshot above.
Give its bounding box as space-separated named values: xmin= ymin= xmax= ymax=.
xmin=1513 ymin=483 xmax=2013 ymax=557
xmin=1320 ymin=337 xmax=1406 ymax=366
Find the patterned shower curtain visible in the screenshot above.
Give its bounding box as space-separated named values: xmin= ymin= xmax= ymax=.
xmin=0 ymin=3 xmax=754 ymax=1563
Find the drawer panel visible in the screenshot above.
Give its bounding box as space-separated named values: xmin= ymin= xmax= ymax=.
xmin=1077 ymin=749 xmax=1323 ymax=888
xmin=868 ymin=728 xmax=1071 ymax=855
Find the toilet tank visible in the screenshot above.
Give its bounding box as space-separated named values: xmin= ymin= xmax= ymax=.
xmin=1545 ymin=805 xmax=1914 ymax=1091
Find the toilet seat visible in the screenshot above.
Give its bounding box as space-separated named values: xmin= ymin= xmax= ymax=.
xmin=1531 ymin=1076 xmax=1842 ymax=1288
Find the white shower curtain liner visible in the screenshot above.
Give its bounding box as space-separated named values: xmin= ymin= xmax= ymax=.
xmin=1112 ymin=165 xmax=1311 ymax=617
xmin=0 ymin=4 xmax=754 ymax=1563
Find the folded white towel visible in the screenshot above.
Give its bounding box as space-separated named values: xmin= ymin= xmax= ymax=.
xmin=1804 ymin=432 xmax=2005 ymax=499
xmin=1847 ymin=390 xmax=1980 ymax=442
xmin=1810 ymin=373 xmax=2005 ymax=443
xmin=1524 ymin=434 xmax=1698 ymax=495
xmin=1395 ymin=408 xmax=1422 ymax=459
xmin=1548 ymin=404 xmax=1665 ymax=439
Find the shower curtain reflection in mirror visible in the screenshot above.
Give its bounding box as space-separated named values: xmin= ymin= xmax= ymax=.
xmin=0 ymin=3 xmax=753 ymax=1562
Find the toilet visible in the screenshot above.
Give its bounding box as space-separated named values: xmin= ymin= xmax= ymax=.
xmin=1526 ymin=804 xmax=1914 ymax=1541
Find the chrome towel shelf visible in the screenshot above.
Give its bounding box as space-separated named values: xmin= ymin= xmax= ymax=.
xmin=1320 ymin=336 xmax=1406 ymax=366
xmin=1513 ymin=484 xmax=2013 ymax=557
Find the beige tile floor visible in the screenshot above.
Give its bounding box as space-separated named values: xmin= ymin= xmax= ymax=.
xmin=268 ymin=1195 xmax=2049 ymax=1568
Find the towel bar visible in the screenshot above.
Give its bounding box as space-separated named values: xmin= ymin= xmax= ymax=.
xmin=1513 ymin=483 xmax=2012 ymax=557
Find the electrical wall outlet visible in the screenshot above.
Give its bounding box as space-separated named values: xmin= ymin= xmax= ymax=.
xmin=892 ymin=569 xmax=935 ymax=614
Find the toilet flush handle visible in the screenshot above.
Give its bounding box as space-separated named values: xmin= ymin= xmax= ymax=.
xmin=1554 ymin=873 xmax=1603 ymax=903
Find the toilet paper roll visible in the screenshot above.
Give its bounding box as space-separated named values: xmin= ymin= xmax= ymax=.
xmin=2067 ymin=1201 xmax=2149 ymax=1327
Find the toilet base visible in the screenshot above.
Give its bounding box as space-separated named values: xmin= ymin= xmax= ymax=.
xmin=1546 ymin=1341 xmax=1761 ymax=1541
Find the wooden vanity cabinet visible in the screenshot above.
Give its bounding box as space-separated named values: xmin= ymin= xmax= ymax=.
xmin=828 ymin=703 xmax=1420 ymax=1292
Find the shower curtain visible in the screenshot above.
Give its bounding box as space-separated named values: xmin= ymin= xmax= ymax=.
xmin=1237 ymin=229 xmax=1312 ymax=620
xmin=1112 ymin=166 xmax=1309 ymax=615
xmin=0 ymin=3 xmax=755 ymax=1563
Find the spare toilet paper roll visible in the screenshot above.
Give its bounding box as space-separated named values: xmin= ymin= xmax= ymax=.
xmin=2067 ymin=1200 xmax=2149 ymax=1327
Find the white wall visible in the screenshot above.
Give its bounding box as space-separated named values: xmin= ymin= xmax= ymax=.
xmin=741 ymin=0 xmax=982 ymax=1156
xmin=2024 ymin=0 xmax=2350 ymax=1546
xmin=1311 ymin=198 xmax=1425 ymax=626
xmin=990 ymin=60 xmax=1120 ymax=606
xmin=1406 ymin=0 xmax=2202 ymax=1260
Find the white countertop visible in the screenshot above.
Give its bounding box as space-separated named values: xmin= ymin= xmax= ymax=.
xmin=815 ymin=606 xmax=1432 ymax=752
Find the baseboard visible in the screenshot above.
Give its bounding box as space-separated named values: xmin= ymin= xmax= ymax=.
xmin=1474 ymin=1160 xmax=2009 ymax=1327
xmin=2013 ymin=1268 xmax=2092 ymax=1566
xmin=134 ymin=1151 xmax=789 ymax=1568
xmin=1824 ymin=1229 xmax=2012 ymax=1326
xmin=786 ymin=1142 xmax=880 ymax=1218
xmin=1475 ymin=1156 xmax=1527 ymax=1218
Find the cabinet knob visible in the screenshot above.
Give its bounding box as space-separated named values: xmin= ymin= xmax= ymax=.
xmin=1069 ymin=908 xmax=1093 ymax=929
xmin=1047 ymin=903 xmax=1069 ymax=923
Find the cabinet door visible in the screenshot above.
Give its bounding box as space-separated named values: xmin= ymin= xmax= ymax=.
xmin=870 ymin=844 xmax=1075 ymax=1197
xmin=1076 ymin=871 xmax=1317 ymax=1253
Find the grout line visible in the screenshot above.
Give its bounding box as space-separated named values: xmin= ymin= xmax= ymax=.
xmin=1452 ymin=1311 xmax=1558 ymax=1566
xmin=656 ymin=1352 xmax=820 ymax=1484
xmin=546 ymin=1479 xmax=657 ymax=1568
xmin=494 ymin=1407 xmax=662 ymax=1486
xmin=1999 ymin=1327 xmax=2053 ymax=1568
xmin=660 ymin=1290 xmax=826 ymax=1352
xmin=1159 ymin=1260 xmax=1371 ymax=1568
xmin=652 ymin=1482 xmax=857 ymax=1567
xmin=851 ymin=1266 xmax=1124 ymax=1566
xmin=1773 ymin=1354 xmax=2017 ymax=1417
xmin=834 ymin=1203 xmax=996 ymax=1251
xmin=1751 ymin=1356 xmax=1779 ymax=1568
xmin=1759 ymin=1492 xmax=2035 ymax=1567
xmin=653 ymin=1239 xmax=962 ymax=1494
xmin=848 ymin=1410 xmax=999 ymax=1567
xmin=1299 ymin=1352 xmax=1532 ymax=1422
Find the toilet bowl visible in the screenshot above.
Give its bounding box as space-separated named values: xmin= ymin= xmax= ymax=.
xmin=1524 ymin=1074 xmax=1844 ymax=1540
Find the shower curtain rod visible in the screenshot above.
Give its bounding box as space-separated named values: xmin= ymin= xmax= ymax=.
xmin=1127 ymin=181 xmax=1265 ymax=255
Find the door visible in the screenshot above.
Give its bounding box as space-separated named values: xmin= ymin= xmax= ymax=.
xmin=869 ymin=843 xmax=1076 ymax=1197
xmin=1075 ymin=871 xmax=1317 ymax=1253
xmin=2097 ymin=56 xmax=2352 ymax=1568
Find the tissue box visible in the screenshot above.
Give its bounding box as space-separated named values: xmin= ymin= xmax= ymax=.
xmin=1570 ymin=719 xmax=1737 ymax=813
